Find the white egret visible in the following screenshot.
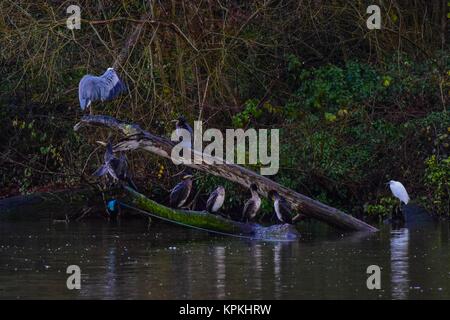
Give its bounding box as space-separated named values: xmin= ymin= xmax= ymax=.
xmin=388 ymin=180 xmax=410 ymax=205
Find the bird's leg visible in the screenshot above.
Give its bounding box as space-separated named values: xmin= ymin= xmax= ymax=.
xmin=87 ymin=101 xmax=93 ymax=115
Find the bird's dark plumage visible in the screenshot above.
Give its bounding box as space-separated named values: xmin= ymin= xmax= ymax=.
xmin=170 ymin=175 xmax=193 ymax=208
xmin=242 ymin=200 xmax=259 ymax=221
xmin=241 ymin=184 xmax=261 ymax=222
xmin=276 ymin=197 xmax=293 ymax=224
xmin=176 ymin=116 xmax=193 ymax=136
xmin=93 ymin=141 xmax=137 ymax=190
xmin=269 ymin=190 xmax=293 ymax=224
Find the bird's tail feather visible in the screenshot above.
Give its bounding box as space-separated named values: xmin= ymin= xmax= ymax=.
xmin=92 ymin=165 xmax=108 ymax=177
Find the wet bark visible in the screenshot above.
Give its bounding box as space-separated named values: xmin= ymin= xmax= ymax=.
xmin=124 ymin=187 xmax=300 ymax=240
xmin=0 ymin=188 xmax=103 ymax=221
xmin=74 ymin=115 xmax=378 ymax=232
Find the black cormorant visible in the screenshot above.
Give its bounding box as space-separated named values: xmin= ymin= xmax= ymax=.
xmin=170 ymin=174 xmax=194 ymax=208
xmin=241 ymin=183 xmax=261 ymax=222
xmin=268 ymin=190 xmax=293 ymax=224
xmin=174 ymin=115 xmax=193 ymax=148
xmin=93 ymin=141 xmax=137 ymax=190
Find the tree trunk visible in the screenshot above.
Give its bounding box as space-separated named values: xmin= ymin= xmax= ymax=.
xmin=0 ymin=188 xmax=103 ymax=221
xmin=74 ymin=115 xmax=378 ymax=232
xmin=124 ymin=187 xmax=300 ymax=240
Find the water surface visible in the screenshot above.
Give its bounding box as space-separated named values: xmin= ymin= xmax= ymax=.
xmin=0 ymin=219 xmax=449 ymax=299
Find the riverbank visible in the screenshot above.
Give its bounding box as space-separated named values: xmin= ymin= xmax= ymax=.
xmin=1 ymin=1 xmax=448 ymax=221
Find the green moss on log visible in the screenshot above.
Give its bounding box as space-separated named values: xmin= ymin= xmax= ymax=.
xmin=124 ymin=187 xmax=301 ymax=240
xmin=126 ymin=187 xmax=253 ymax=235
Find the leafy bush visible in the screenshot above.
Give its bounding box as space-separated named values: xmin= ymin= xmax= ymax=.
xmin=271 ymin=57 xmax=449 ymax=214
xmin=364 ymin=197 xmax=398 ymax=221
xmin=424 ymin=155 xmax=450 ymax=216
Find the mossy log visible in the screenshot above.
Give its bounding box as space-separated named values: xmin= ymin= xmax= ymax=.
xmin=74 ymin=115 xmax=378 ymax=232
xmin=0 ymin=188 xmax=104 ymax=221
xmin=124 ymin=187 xmax=300 ymax=240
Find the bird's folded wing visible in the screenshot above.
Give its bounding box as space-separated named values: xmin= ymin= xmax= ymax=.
xmin=206 ymin=190 xmax=218 ymax=211
xmin=170 ymin=181 xmax=187 ymax=206
xmin=100 ymin=69 xmax=127 ymax=101
xmin=279 ymin=198 xmax=292 ymax=214
xmin=92 ymin=165 xmax=108 ymax=177
xmin=242 ymin=199 xmax=255 ymax=217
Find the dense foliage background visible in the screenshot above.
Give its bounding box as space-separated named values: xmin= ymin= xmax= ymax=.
xmin=0 ymin=0 xmax=448 ymax=219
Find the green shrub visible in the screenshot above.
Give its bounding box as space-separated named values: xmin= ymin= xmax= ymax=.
xmin=364 ymin=197 xmax=398 ymax=221
xmin=272 ymin=57 xmax=449 ymax=214
xmin=424 ymin=155 xmax=450 ymax=216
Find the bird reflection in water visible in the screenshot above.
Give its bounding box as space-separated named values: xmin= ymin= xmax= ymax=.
xmin=214 ymin=246 xmax=226 ymax=299
xmin=390 ymin=228 xmax=409 ymax=299
xmin=251 ymin=243 xmax=263 ymax=293
xmin=273 ymin=243 xmax=283 ymax=299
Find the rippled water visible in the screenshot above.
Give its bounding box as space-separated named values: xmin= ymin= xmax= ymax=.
xmin=0 ymin=219 xmax=449 ymax=299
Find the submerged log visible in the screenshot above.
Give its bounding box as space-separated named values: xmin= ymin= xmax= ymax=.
xmin=0 ymin=188 xmax=104 ymax=221
xmin=123 ymin=187 xmax=300 ymax=240
xmin=74 ymin=115 xmax=378 ymax=232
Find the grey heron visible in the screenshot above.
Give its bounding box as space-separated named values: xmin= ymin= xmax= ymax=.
xmin=241 ymin=183 xmax=261 ymax=222
xmin=206 ymin=186 xmax=225 ymax=213
xmin=78 ymin=67 xmax=127 ymax=114
xmin=268 ymin=190 xmax=293 ymax=224
xmin=170 ymin=174 xmax=193 ymax=208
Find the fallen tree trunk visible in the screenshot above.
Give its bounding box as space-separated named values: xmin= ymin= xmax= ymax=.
xmin=123 ymin=187 xmax=300 ymax=240
xmin=74 ymin=115 xmax=378 ymax=232
xmin=0 ymin=188 xmax=104 ymax=221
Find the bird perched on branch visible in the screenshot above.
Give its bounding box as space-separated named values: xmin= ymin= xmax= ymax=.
xmin=206 ymin=186 xmax=225 ymax=213
xmin=241 ymin=184 xmax=261 ymax=222
xmin=78 ymin=67 xmax=127 ymax=114
xmin=268 ymin=190 xmax=293 ymax=224
xmin=173 ymin=115 xmax=193 ymax=148
xmin=388 ymin=180 xmax=410 ymax=206
xmin=170 ymin=173 xmax=193 ymax=208
xmin=93 ymin=140 xmax=137 ymax=190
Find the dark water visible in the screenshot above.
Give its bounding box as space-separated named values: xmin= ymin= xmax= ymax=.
xmin=0 ymin=218 xmax=449 ymax=299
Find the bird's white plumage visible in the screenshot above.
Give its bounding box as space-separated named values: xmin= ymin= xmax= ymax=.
xmin=274 ymin=198 xmax=281 ymax=221
xmin=212 ymin=192 xmax=225 ymax=212
xmin=389 ymin=180 xmax=410 ymax=204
